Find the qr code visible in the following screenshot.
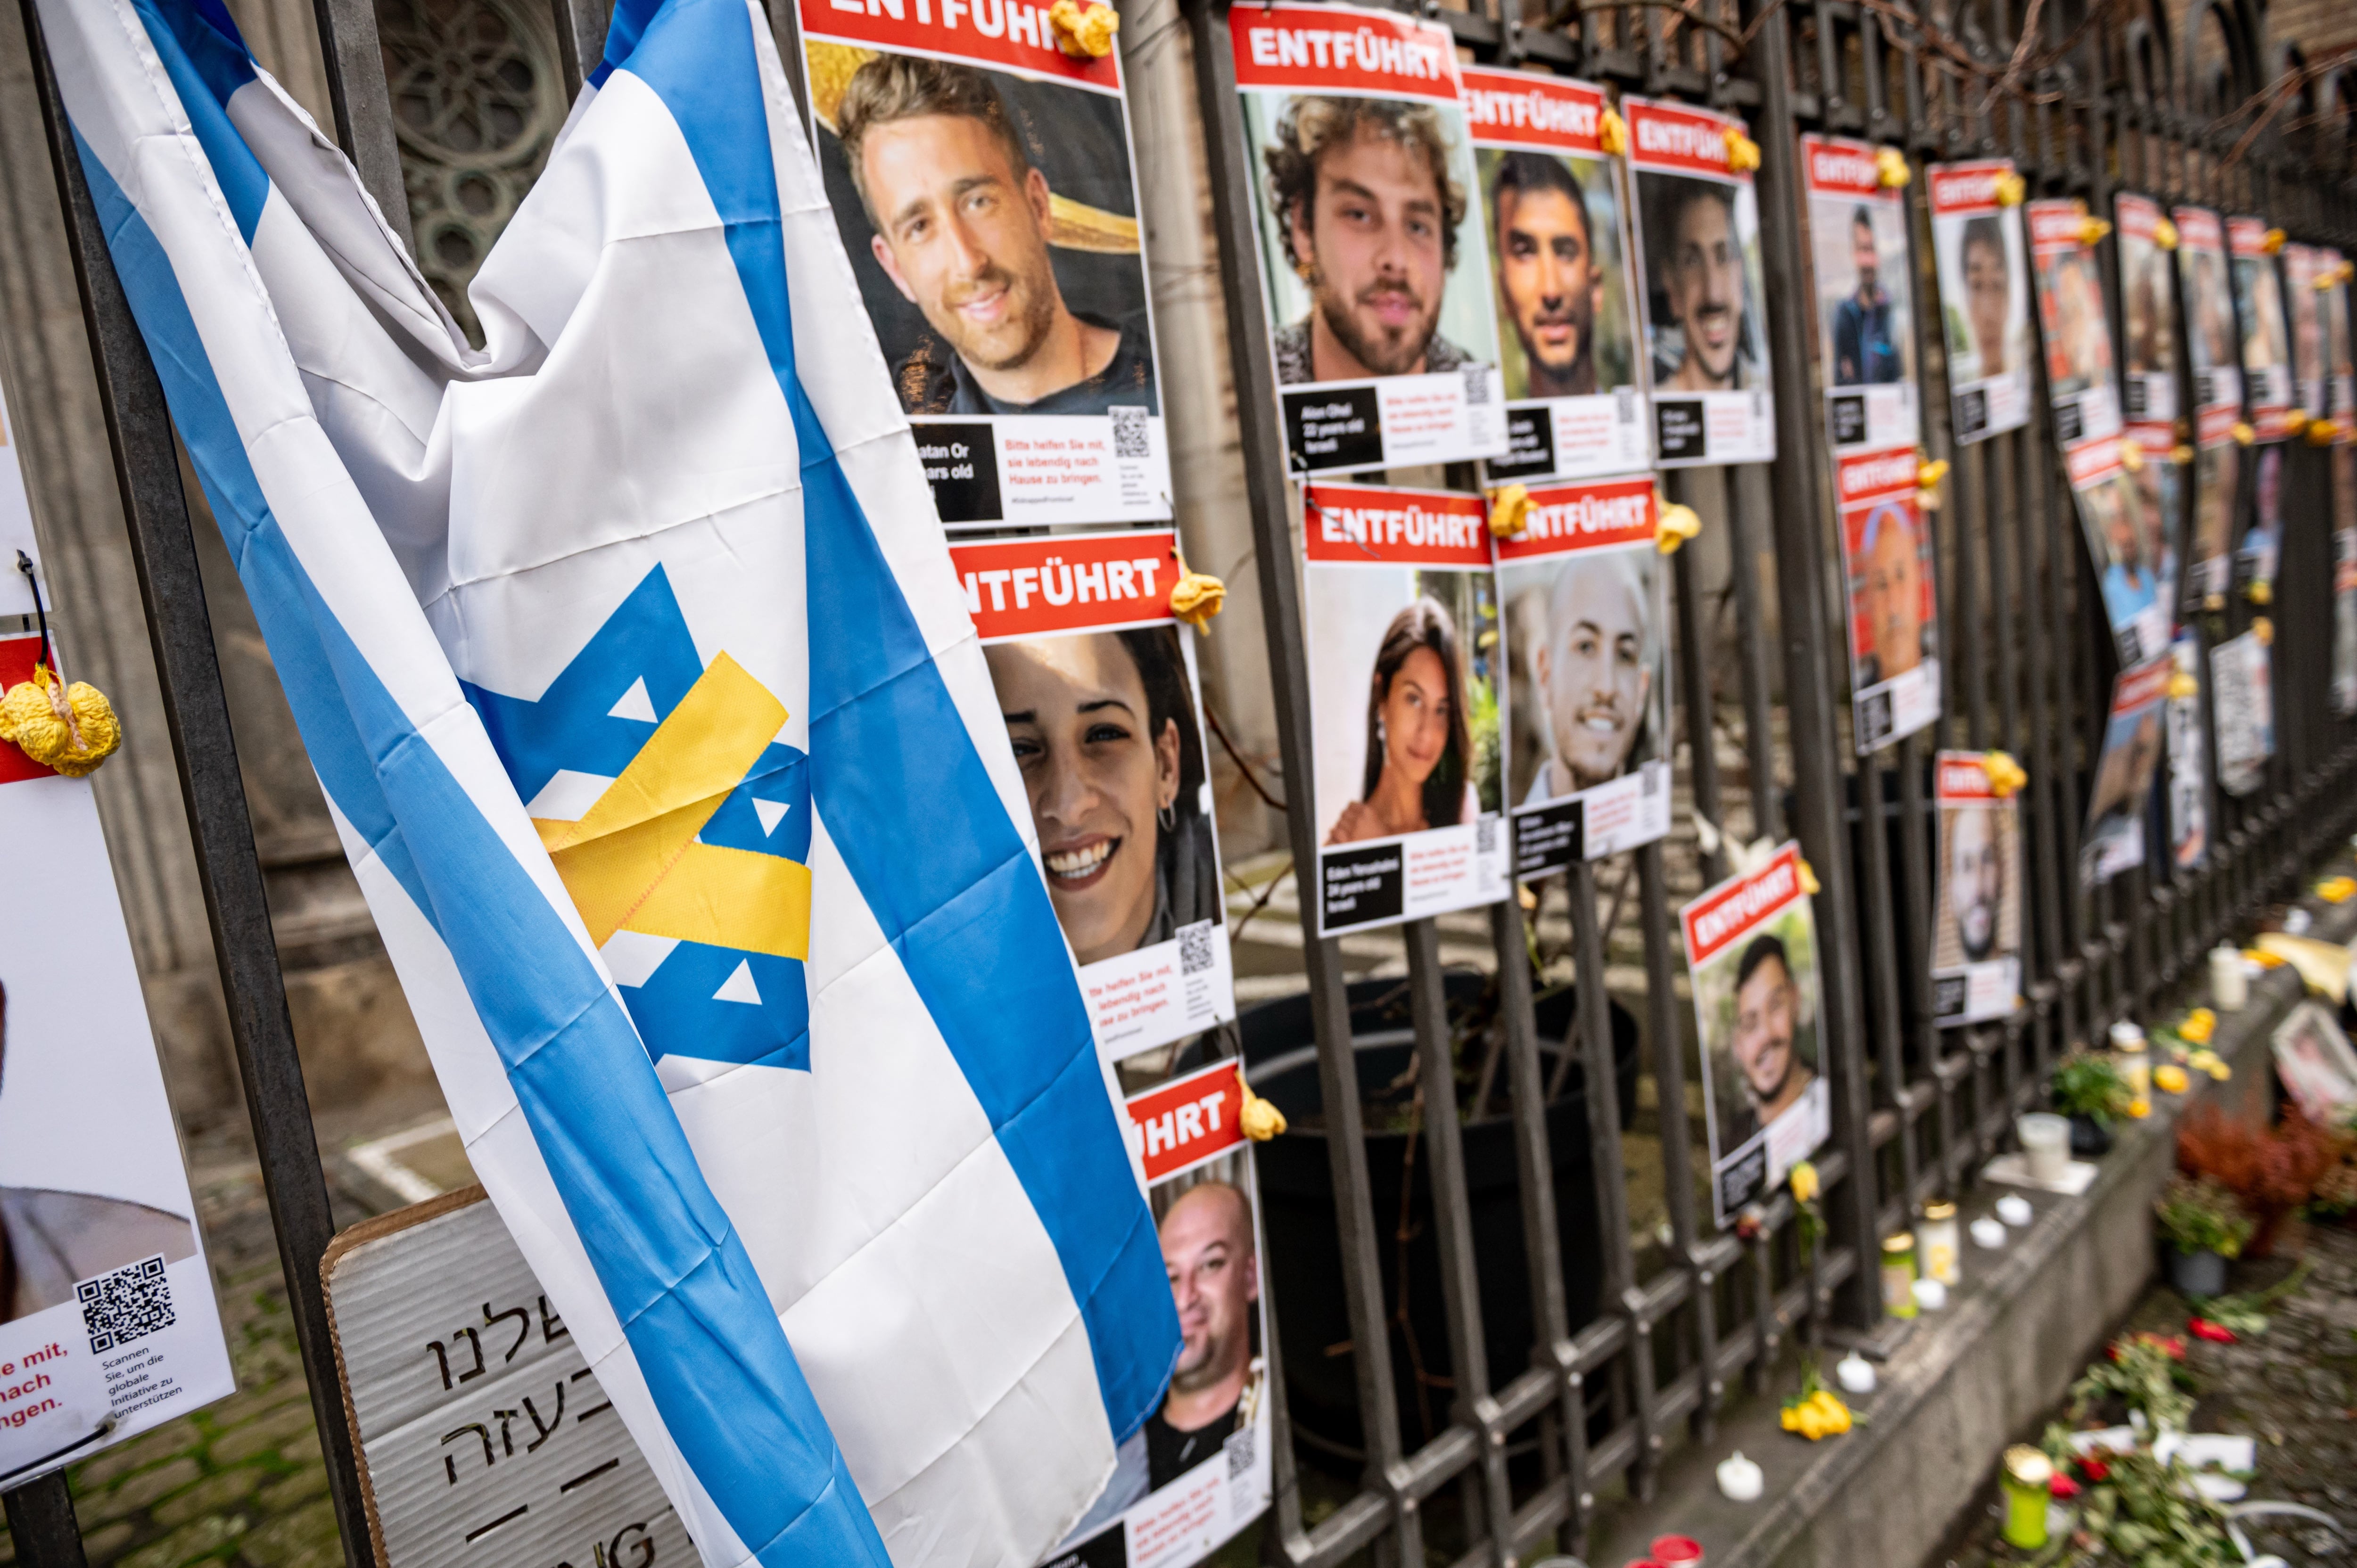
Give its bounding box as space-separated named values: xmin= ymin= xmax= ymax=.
xmin=1463 ymin=366 xmax=1491 ymax=405
xmin=80 ymin=1255 xmax=174 ymax=1353
xmin=1109 ymin=405 xmax=1150 ymax=459
xmin=1476 ymin=814 xmax=1499 ymax=854
xmin=1225 ymin=1420 xmax=1256 ymax=1479
xmin=1615 ymin=386 xmax=1638 ymax=422
xmin=1178 ymin=919 xmax=1216 ymax=975
xmin=1642 ymin=760 xmax=1663 ymax=797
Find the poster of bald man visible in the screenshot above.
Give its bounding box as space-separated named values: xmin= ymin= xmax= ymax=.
xmin=1460 ymin=68 xmax=1648 ymax=482
xmin=1803 ymin=135 xmax=1919 ymax=454
xmin=1494 ymin=476 xmax=1672 ymax=878
xmin=1681 ymin=845 xmax=1830 ymax=1226
xmin=1835 ymin=446 xmax=1941 ymax=753
xmin=1928 ymin=159 xmax=2032 ymax=443
xmin=798 ymin=0 xmax=1172 ymax=526
xmin=1930 ymin=753 xmax=2022 ymax=1027
xmin=1050 ymin=1060 xmax=1271 ymax=1568
xmin=1231 ymin=4 xmax=1508 ymax=475
xmin=1625 ymin=97 xmax=1777 ymax=466
xmin=948 ymin=532 xmax=1236 ymax=1063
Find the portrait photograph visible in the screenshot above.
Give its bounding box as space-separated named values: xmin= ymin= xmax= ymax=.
xmin=1928 ymin=160 xmax=2031 ymax=442
xmin=1692 ymin=895 xmax=1824 ymax=1222
xmin=2270 ymin=1002 xmax=2357 ymax=1127
xmin=2118 ymin=195 xmax=2178 ymax=423
xmin=2176 ymin=211 xmax=2240 ymax=396
xmin=1810 ymin=191 xmax=1914 ymax=392
xmin=2071 ymin=458 xmax=2173 ymax=664
xmin=2035 ymin=245 xmax=2113 ymax=403
xmin=1477 ymin=147 xmax=1636 ymax=403
xmin=2080 ymin=660 xmax=2169 ymax=887
xmin=2231 ymin=235 xmax=2291 ymax=406
xmin=2189 ymin=438 xmax=2240 ymax=602
xmin=1498 ymin=544 xmax=1665 ymax=812
xmin=1635 ymin=169 xmax=1770 ymax=394
xmin=1931 ymin=801 xmax=2021 ymax=974
xmin=1843 ymin=494 xmax=1937 ymax=691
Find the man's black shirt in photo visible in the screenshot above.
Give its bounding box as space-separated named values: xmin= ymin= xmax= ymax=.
xmin=897 ymin=311 xmax=1160 ymax=417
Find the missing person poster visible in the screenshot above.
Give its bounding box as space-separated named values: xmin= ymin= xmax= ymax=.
xmin=797 ymin=0 xmax=1170 ymax=527
xmin=1460 ymin=68 xmax=1647 ymax=482
xmin=1302 ymin=483 xmax=1508 ymax=932
xmin=1930 ymin=752 xmax=2021 ymax=1027
xmin=2116 ymin=194 xmax=2178 ymax=440
xmin=0 ymin=428 xmax=234 ymax=1477
xmin=1834 ymin=444 xmax=1941 ymax=751
xmin=2240 ymin=443 xmax=2283 ymax=593
xmin=1928 ymin=159 xmax=2032 ymax=443
xmin=1802 ymin=135 xmax=1917 ymax=453
xmin=2066 ymin=433 xmax=2174 ymax=668
xmin=1625 ymin=97 xmax=1775 ymax=467
xmin=950 ymin=531 xmax=1236 ymax=1061
xmin=2166 ymin=632 xmax=2211 ymax=871
xmin=2326 ymin=251 xmax=2355 ymax=444
xmin=2176 ymin=206 xmax=2242 ymax=604
xmin=2080 ymin=656 xmax=2169 ymax=888
xmin=1052 ymin=1059 xmax=1270 ymax=1567
xmin=1231 ymin=5 xmax=1507 ymax=475
xmin=1681 ymin=844 xmax=1830 ymax=1226
xmin=2027 ymin=198 xmax=2121 ymax=447
xmin=2335 ymin=448 xmax=2357 ymax=716
xmin=2286 ymin=243 xmax=2329 ymax=422
xmin=2211 ymin=627 xmax=2274 ymax=799
xmin=1492 ymin=475 xmax=1672 ymax=878
xmin=2228 ymin=215 xmax=2295 ymax=442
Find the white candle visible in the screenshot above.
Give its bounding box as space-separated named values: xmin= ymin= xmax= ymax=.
xmin=1836 ymin=1352 xmax=1877 ymax=1394
xmin=2210 ymin=945 xmax=2249 ymax=1011
xmin=1913 ymin=1277 xmax=1949 ymax=1311
xmin=1971 ymin=1215 xmax=2007 ymax=1249
xmin=1717 ymin=1450 xmax=1764 ymax=1501
xmin=1996 ymin=1194 xmax=2034 ymax=1227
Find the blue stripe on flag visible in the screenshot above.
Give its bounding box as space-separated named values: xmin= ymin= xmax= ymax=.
xmin=68 ymin=100 xmax=887 ymax=1568
xmin=128 ymin=0 xmax=265 ymax=240
xmin=609 ymin=0 xmax=1179 ymax=1440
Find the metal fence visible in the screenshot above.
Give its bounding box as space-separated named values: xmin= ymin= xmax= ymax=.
xmin=8 ymin=0 xmax=2357 ymax=1563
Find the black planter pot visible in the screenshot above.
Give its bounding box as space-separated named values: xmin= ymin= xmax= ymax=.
xmin=2068 ymin=1112 xmax=2113 ymax=1158
xmin=1243 ymin=974 xmax=1641 ymax=1468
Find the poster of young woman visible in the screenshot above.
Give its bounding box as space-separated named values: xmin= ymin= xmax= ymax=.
xmin=1231 ymin=5 xmax=1507 ymax=475
xmin=1624 ymin=97 xmax=1776 ymax=466
xmin=2027 ymin=198 xmax=2121 ymax=447
xmin=2211 ymin=628 xmax=2275 ymax=798
xmin=1681 ymin=845 xmax=1830 ymax=1225
xmin=2079 ymin=656 xmax=2170 ymax=888
xmin=1930 ymin=752 xmax=2022 ymax=1026
xmin=796 ymin=0 xmax=1172 ymax=527
xmin=2166 ymin=633 xmax=2211 ymax=871
xmin=2116 ymin=194 xmax=2178 ymax=437
xmin=1459 ymin=67 xmax=1647 ymax=483
xmin=2285 ymin=244 xmax=2330 ymax=423
xmin=2175 ymin=206 xmax=2242 ymax=604
xmin=1834 ymin=445 xmax=1941 ymax=751
xmin=950 ymin=532 xmax=1235 ymax=1061
xmin=2065 ymin=433 xmax=2174 ymax=668
xmin=1802 ymin=135 xmax=1917 ymax=453
xmin=1928 ymin=159 xmax=2032 ymax=443
xmin=2228 ymin=215 xmax=2295 ymax=442
xmin=1492 ymin=475 xmax=1672 ymax=878
xmin=1051 ymin=1061 xmax=1271 ymax=1568
xmin=1301 ymin=484 xmax=1508 ymax=934
xmin=2240 ymin=443 xmax=2284 ymax=593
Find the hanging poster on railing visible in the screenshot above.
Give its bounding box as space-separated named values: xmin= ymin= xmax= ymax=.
xmin=1052 ymin=1060 xmax=1271 ymax=1568
xmin=1624 ymin=97 xmax=1776 ymax=467
xmin=2026 ymin=198 xmax=2120 ymax=448
xmin=2212 ymin=628 xmax=2275 ymax=799
xmin=1492 ymin=475 xmax=1672 ymax=878
xmin=2065 ymin=433 xmax=2174 ymax=669
xmin=2175 ymin=205 xmax=2242 ymax=606
xmin=1229 ymin=4 xmax=1507 ymax=475
xmin=2228 ymin=215 xmax=2295 ymax=442
xmin=1801 ymin=134 xmax=1917 ymax=453
xmin=2333 ymin=448 xmax=2357 ymax=716
xmin=2325 ymin=250 xmax=2355 ymax=444
xmin=1459 ymin=67 xmax=1648 ymax=482
xmin=948 ymin=532 xmax=1236 ymax=1063
xmin=2165 ymin=633 xmax=2211 ymax=871
xmin=0 ymin=418 xmax=235 ymax=1478
xmin=1930 ymin=752 xmax=2021 ymax=1027
xmin=1681 ymin=844 xmax=1830 ymax=1226
xmin=2116 ymin=193 xmax=2178 ymax=442
xmin=795 ymin=0 xmax=1173 ymax=528
xmin=1833 ymin=444 xmax=1941 ymax=752
xmin=1928 ymin=158 xmax=2032 ymax=444
xmin=2240 ymin=443 xmax=2284 ymax=595
xmin=1300 ymin=483 xmax=1508 ymax=934
xmin=2286 ymin=244 xmax=2330 ymax=426
xmin=2080 ymin=655 xmax=2170 ymax=888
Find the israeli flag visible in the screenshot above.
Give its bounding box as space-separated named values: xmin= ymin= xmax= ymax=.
xmin=37 ymin=0 xmax=1180 ymax=1560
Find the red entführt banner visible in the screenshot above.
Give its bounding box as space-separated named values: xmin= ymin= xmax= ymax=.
xmin=1936 ymin=752 xmax=1998 ymax=802
xmin=1681 ymin=842 xmax=1805 ymax=966
xmin=1230 ymin=2 xmax=1460 ymax=100
xmin=799 ymin=0 xmax=1122 ymax=91
xmin=1459 ymin=66 xmax=1607 ymax=155
xmin=1926 ymin=158 xmax=2011 ymax=218
xmin=1302 ymin=484 xmax=1492 ymax=567
xmin=1124 ymin=1059 xmax=1248 ymax=1183
xmin=1801 ymin=133 xmax=1882 ymax=197
xmin=949 ymin=530 xmax=1178 ymax=640
xmin=1492 ymin=475 xmax=1656 ymax=561
xmin=1622 ymin=95 xmax=1748 ymax=181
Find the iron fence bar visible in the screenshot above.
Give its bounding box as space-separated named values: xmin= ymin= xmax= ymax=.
xmin=1669 ymin=478 xmax=1731 ymax=882
xmin=1 ymin=1472 xmax=86 ymax=1568
xmin=1570 ymin=857 xmax=1649 ymax=1491
xmin=17 ymin=10 xmax=373 ymax=1566
xmin=550 ymin=0 xmax=615 ymax=93
xmin=308 ymin=0 xmax=414 ymax=253
xmin=1729 ymin=465 xmax=1785 ymax=842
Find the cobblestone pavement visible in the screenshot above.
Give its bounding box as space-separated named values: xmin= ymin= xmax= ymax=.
xmin=1938 ymin=1217 xmax=2357 ymax=1567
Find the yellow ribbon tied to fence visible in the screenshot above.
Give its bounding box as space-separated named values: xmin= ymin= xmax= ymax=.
xmin=0 ymin=663 xmax=121 ymax=778
xmin=1980 ymin=750 xmax=2027 ymax=798
xmin=2152 ymin=215 xmax=2178 ymax=251
xmin=1488 ymin=483 xmax=1533 ymax=540
xmin=1915 ymin=457 xmax=1949 ymax=509
xmin=1048 ymin=0 xmax=1119 ymax=58
xmin=1993 ymin=170 xmax=2026 ymax=206
xmin=2078 ymin=214 xmax=2112 ymax=246
xmin=1656 ymin=500 xmax=1702 ymax=555
xmin=1237 ymin=1067 xmax=1287 ymax=1141
xmin=1874 ymin=147 xmax=1911 ymax=188
xmin=1168 ymin=549 xmax=1225 ymax=632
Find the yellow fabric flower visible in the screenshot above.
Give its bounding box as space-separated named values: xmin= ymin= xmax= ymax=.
xmin=0 ymin=664 xmax=122 ymax=778
xmin=1723 ymin=126 xmax=1762 ymax=172
xmin=1656 ymin=501 xmax=1702 ymax=555
xmin=2252 ymin=616 xmax=2273 ymax=647
xmin=2167 ymin=670 xmax=2200 ymax=701
xmin=2285 ymin=410 xmax=2311 ymax=437
xmin=2261 ymin=227 xmax=2286 ymax=254
xmin=1167 ymin=551 xmax=1225 ymax=632
xmin=2152 ymin=216 xmax=2179 ymax=251
xmin=1797 ymin=857 xmax=1821 ymax=895
xmin=1981 ymin=751 xmax=2027 ymax=798
xmin=2231 ymin=421 xmax=2256 ymax=446
xmin=1599 ymin=105 xmax=1628 ymax=156
xmin=1789 ymin=1161 xmax=1820 ymax=1205
xmin=2316 ymin=875 xmax=2356 ymax=904
xmin=2171 ymin=443 xmax=2195 ymax=464
xmin=1993 ymin=170 xmax=2026 ymax=206
xmin=1237 ymin=1068 xmax=1287 ymax=1141
xmin=1875 ymin=147 xmax=1911 ymax=188
xmin=2119 ymin=437 xmax=2144 ymax=472
xmin=2128 ymin=1097 xmax=2152 ymax=1119
xmin=1047 ymin=0 xmax=1120 ymax=58
xmin=2154 ymin=1064 xmax=2189 ymax=1094
xmin=2248 ymin=579 xmax=2273 ymax=606
xmin=2180 ymin=1008 xmax=2217 ymax=1043
xmin=2078 ymin=215 xmax=2112 ymax=245
xmin=1488 ymin=483 xmax=1533 ymax=539
xmin=2308 ymin=421 xmax=2336 ymax=447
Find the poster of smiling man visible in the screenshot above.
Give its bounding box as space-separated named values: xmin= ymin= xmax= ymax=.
xmin=2176 ymin=206 xmax=2242 ymax=604
xmin=1682 ymin=845 xmax=1830 ymax=1225
xmin=1625 ymin=97 xmax=1776 ymax=466
xmin=1929 ymin=159 xmax=2032 ymax=443
xmin=2228 ymin=215 xmax=2295 ymax=441
xmin=2027 ymin=198 xmax=2122 ymax=448
xmin=2286 ymin=244 xmax=2330 ymax=424
xmin=950 ymin=532 xmax=1234 ymax=1062
xmin=1931 ymin=753 xmax=2022 ymax=1027
xmin=1803 ymin=135 xmax=1918 ymax=453
xmin=1459 ymin=68 xmax=1646 ymax=483
xmin=1301 ymin=484 xmax=1508 ymax=934
xmin=2116 ymin=194 xmax=2180 ymax=440
xmin=1231 ymin=5 xmax=1507 ymax=475
xmin=2066 ymin=433 xmax=2175 ymax=669
xmin=1493 ymin=476 xmax=1672 ymax=878
xmin=1835 ymin=445 xmax=1941 ymax=752
xmin=798 ymin=0 xmax=1170 ymax=528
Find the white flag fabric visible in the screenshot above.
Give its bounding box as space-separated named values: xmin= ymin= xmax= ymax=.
xmin=37 ymin=0 xmax=1180 ymax=1560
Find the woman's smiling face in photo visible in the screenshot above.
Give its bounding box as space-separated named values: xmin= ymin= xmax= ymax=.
xmin=1379 ymin=645 xmax=1453 ymax=791
xmin=989 ymin=635 xmax=1182 ymax=966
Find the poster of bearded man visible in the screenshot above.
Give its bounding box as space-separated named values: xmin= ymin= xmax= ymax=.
xmin=1802 ymin=135 xmax=1919 ymax=453
xmin=2174 ymin=205 xmax=2242 ymax=605
xmin=1232 ymin=5 xmax=1508 ymax=474
xmin=1930 ymin=753 xmax=2023 ymax=1027
xmin=1459 ymin=67 xmax=1648 ymax=482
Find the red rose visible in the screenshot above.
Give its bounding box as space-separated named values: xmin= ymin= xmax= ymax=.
xmin=2188 ymin=1317 xmax=2236 ymax=1343
xmin=2050 ymin=1472 xmax=2083 ymax=1500
xmin=2078 ymin=1456 xmax=2110 ymax=1483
